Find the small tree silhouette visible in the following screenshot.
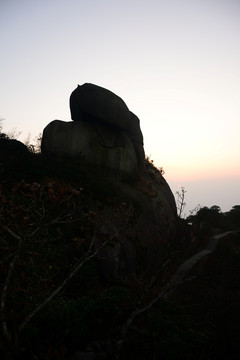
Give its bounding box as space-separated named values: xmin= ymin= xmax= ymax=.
xmin=176 ymin=187 xmax=186 ymax=218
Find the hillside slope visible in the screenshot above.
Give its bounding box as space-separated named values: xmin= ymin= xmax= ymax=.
xmin=0 ymin=140 xmax=240 ymax=360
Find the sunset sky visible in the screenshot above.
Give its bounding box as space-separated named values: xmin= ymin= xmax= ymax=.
xmin=1 ymin=0 xmax=240 ymax=215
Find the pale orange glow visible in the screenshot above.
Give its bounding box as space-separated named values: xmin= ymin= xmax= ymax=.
xmin=163 ymin=163 xmax=240 ymax=182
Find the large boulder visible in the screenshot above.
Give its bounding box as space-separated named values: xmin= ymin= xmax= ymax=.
xmin=41 ymin=119 xmax=138 ymax=181
xmin=0 ymin=138 xmax=29 ymax=155
xmin=41 ymin=84 xmax=177 ymax=280
xmin=70 ymin=83 xmax=131 ymax=130
xmin=94 ymin=170 xmax=177 ymax=280
xmin=0 ymin=138 xmax=38 ymax=181
xmin=70 ymin=83 xmax=145 ymax=172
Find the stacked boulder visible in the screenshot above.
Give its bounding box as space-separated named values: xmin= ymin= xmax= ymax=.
xmin=41 ymin=83 xmax=177 ymax=279
xmin=42 ymin=83 xmax=146 ymax=180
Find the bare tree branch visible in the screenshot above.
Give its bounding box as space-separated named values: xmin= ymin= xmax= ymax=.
xmin=19 ymin=233 xmax=113 ymax=332
xmin=176 ymin=187 xmax=186 ymax=218
xmin=0 ymin=229 xmax=24 ymax=345
xmin=115 ymin=260 xmax=170 ymax=357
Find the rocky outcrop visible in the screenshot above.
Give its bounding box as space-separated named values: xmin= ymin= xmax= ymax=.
xmin=41 ymin=83 xmax=177 ymax=280
xmin=41 ymin=119 xmax=138 ymax=181
xmin=70 ymin=83 xmax=145 ymax=173
xmin=0 ymin=138 xmax=37 ymax=181
xmin=0 ymin=138 xmax=28 ymax=155
xmin=70 ymin=83 xmax=131 ymax=130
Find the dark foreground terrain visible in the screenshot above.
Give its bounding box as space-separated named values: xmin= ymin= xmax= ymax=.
xmin=0 ymin=139 xmax=240 ymax=359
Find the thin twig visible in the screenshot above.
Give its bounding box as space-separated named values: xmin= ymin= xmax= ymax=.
xmin=19 ymin=235 xmax=111 ymax=331
xmin=116 ymin=260 xmax=170 ymax=355
xmin=0 ymin=229 xmax=24 ymax=344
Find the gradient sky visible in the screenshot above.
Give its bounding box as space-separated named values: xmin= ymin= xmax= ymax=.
xmin=1 ymin=0 xmax=240 ymax=215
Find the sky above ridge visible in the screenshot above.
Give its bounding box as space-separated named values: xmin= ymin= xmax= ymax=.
xmin=1 ymin=0 xmax=240 ymax=214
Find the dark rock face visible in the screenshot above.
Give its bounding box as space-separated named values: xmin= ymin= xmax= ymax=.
xmin=96 ymin=173 xmax=177 ymax=280
xmin=70 ymin=83 xmax=145 ymax=173
xmin=70 ymin=83 xmax=131 ymax=130
xmin=0 ymin=138 xmax=39 ymax=181
xmin=41 ymin=119 xmax=138 ymax=181
xmin=0 ymin=138 xmax=28 ymax=154
xmin=41 ymin=83 xmax=177 ymax=280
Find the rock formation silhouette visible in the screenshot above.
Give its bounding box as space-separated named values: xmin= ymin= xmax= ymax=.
xmin=41 ymin=83 xmax=177 ymax=279
xmin=70 ymin=83 xmax=145 ymax=173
